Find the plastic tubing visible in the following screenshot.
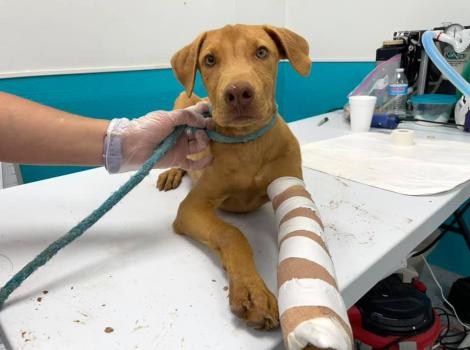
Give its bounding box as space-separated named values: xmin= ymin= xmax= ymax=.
xmin=422 ymin=30 xmax=470 ymax=97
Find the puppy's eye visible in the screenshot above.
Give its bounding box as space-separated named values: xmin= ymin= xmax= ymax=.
xmin=204 ymin=54 xmax=216 ymax=66
xmin=256 ymin=46 xmax=269 ymax=59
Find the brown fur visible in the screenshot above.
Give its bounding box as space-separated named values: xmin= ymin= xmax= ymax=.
xmin=157 ymin=24 xmax=311 ymax=331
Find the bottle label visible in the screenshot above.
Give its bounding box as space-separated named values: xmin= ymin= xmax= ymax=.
xmin=388 ymin=84 xmax=408 ymax=96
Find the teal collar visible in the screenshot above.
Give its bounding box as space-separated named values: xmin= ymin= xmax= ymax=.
xmin=205 ymin=113 xmax=278 ymax=144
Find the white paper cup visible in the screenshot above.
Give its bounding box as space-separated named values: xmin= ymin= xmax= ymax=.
xmin=349 ymin=96 xmax=377 ymax=132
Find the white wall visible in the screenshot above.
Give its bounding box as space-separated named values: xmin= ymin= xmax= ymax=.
xmin=0 ymin=0 xmax=469 ymax=78
xmin=286 ymin=0 xmax=470 ymax=61
xmin=0 ymin=0 xmax=284 ymax=78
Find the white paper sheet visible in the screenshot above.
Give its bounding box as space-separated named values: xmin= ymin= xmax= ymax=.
xmin=301 ymin=133 xmax=470 ymax=196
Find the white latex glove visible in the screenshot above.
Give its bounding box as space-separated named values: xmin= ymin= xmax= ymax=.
xmin=103 ymin=102 xmax=213 ymax=173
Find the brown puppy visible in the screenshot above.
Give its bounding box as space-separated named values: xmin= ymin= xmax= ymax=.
xmin=157 ymin=24 xmax=311 ymax=330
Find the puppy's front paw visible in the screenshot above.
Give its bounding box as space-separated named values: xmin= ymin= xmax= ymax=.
xmin=156 ymin=168 xmax=185 ymax=191
xmin=229 ymin=278 xmax=279 ymax=330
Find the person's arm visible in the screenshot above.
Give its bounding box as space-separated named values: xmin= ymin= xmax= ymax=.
xmin=0 ymin=92 xmax=108 ymax=165
xmin=0 ymin=92 xmax=213 ymax=171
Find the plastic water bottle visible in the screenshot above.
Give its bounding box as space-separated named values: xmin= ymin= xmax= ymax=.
xmin=388 ymin=68 xmax=408 ymax=119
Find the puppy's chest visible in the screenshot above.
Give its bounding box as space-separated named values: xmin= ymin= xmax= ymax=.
xmin=213 ymin=145 xmax=277 ymax=192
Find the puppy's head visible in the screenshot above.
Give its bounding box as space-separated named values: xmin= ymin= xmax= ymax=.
xmin=171 ymin=24 xmax=311 ymax=128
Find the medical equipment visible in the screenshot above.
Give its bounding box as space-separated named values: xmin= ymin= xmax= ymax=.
xmin=378 ymin=25 xmax=470 ymax=96
xmin=348 ymin=274 xmax=441 ymax=350
xmin=455 ymin=95 xmax=470 ymax=131
xmin=370 ymin=113 xmax=466 ymax=130
xmin=422 ymin=24 xmax=470 ymax=131
xmin=422 ymin=26 xmax=470 ymax=96
xmin=448 ymin=276 xmax=470 ymax=324
xmin=391 ymin=129 xmax=415 ymax=147
xmin=375 ymin=23 xmax=470 ymax=130
xmin=371 ymin=114 xmax=400 ymax=129
xmin=410 ymin=94 xmax=458 ymax=125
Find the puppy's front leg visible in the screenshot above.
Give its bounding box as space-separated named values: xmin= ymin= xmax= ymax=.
xmin=173 ymin=191 xmax=279 ymax=330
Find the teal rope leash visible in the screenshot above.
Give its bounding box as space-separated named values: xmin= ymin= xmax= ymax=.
xmin=0 ymin=126 xmax=185 ymax=309
xmin=0 ymin=113 xmax=278 ymax=310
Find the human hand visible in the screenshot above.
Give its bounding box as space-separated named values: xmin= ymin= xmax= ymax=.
xmin=104 ymin=102 xmax=213 ymax=173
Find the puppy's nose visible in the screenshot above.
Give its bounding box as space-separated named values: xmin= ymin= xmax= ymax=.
xmin=223 ymin=82 xmax=255 ymax=108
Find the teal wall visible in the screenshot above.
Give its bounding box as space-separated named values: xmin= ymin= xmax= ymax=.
xmin=0 ymin=68 xmax=209 ymax=183
xmin=427 ymin=208 xmax=470 ymax=277
xmin=0 ymin=61 xmax=375 ymax=183
xmin=1 ymin=61 xmax=468 ymax=276
xmin=279 ymin=62 xmax=375 ymax=120
xmin=429 ymin=230 xmax=470 ymax=276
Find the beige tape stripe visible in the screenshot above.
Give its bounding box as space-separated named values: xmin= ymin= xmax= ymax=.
xmin=280 ymin=306 xmax=353 ymax=347
xmin=278 ymin=257 xmax=337 ymax=290
xmin=272 ymin=186 xmax=312 ymax=211
xmin=267 ymin=177 xmax=305 ymax=199
xmin=279 ymin=230 xmax=328 ymax=253
xmin=280 ymin=207 xmax=324 ymax=229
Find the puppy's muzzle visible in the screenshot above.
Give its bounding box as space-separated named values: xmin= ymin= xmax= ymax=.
xmin=224 ymin=81 xmax=255 ymax=112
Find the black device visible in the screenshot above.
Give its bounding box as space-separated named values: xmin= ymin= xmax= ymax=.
xmin=348 ymin=274 xmax=442 ymax=350
xmin=356 ymin=274 xmax=435 ymax=336
xmin=448 ymin=276 xmax=470 ymax=323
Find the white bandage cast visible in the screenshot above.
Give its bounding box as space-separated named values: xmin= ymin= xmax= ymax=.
xmin=268 ymin=176 xmax=353 ymax=350
xmin=279 ymin=216 xmax=324 ymax=244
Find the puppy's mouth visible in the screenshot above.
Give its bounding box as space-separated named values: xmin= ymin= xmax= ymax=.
xmin=213 ymin=103 xmax=274 ymax=128
xmin=230 ymin=114 xmax=256 ymax=124
xmin=213 ymin=105 xmax=260 ymax=126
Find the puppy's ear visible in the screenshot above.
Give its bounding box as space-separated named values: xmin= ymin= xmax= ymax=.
xmin=171 ymin=33 xmax=206 ymax=97
xmin=263 ymin=26 xmax=311 ymax=76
